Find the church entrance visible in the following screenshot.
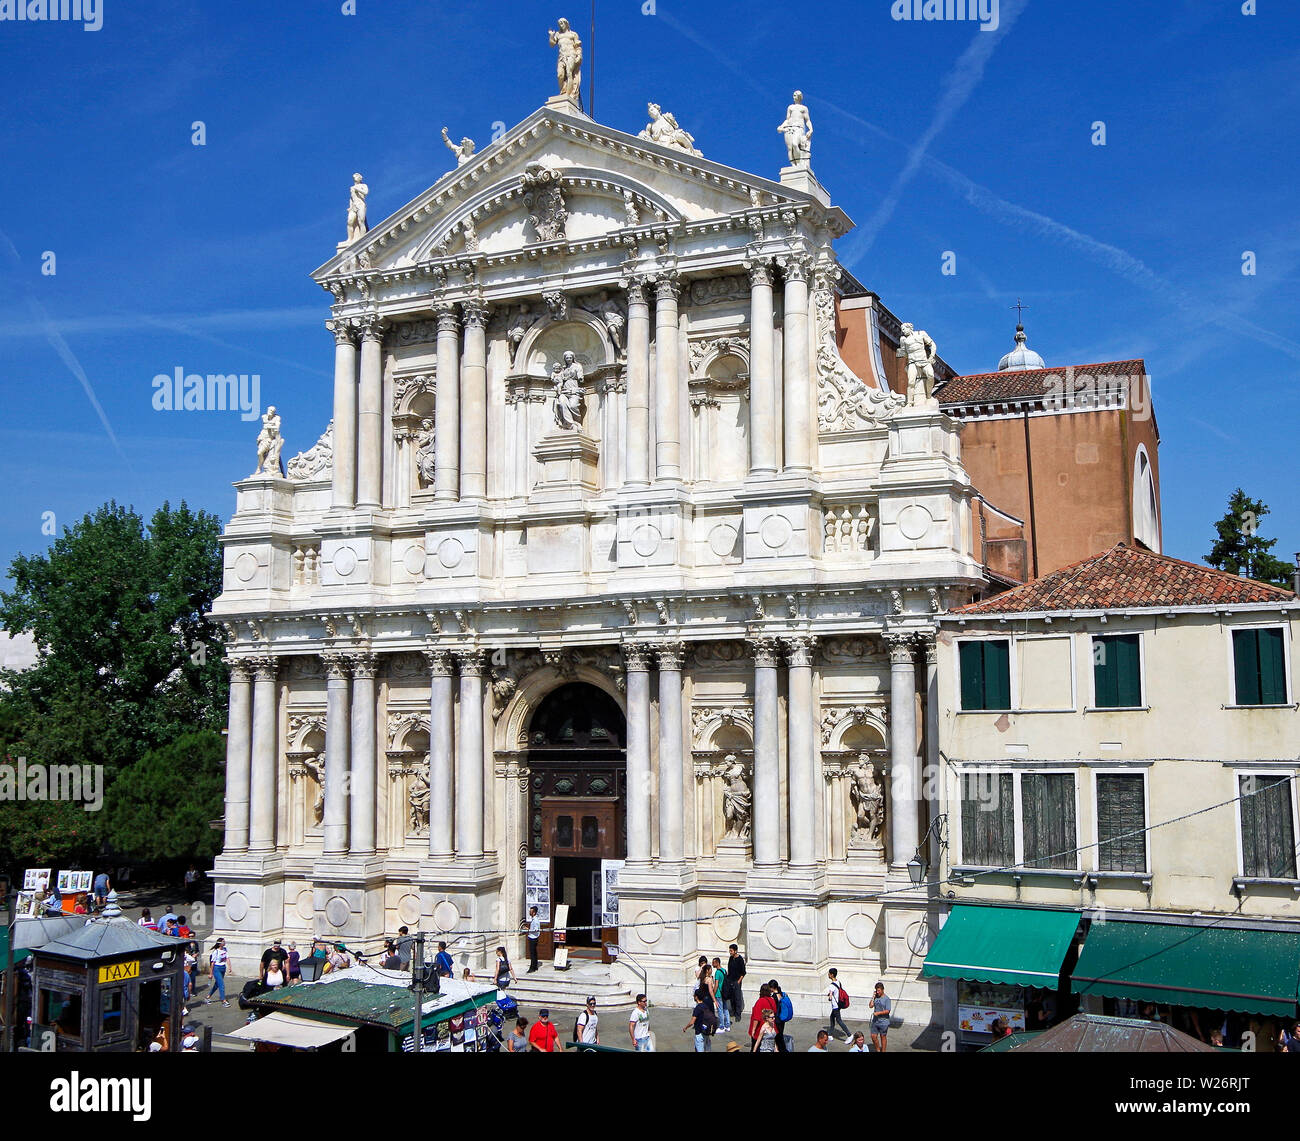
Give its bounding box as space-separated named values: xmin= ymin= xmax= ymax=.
xmin=526 ymin=683 xmax=626 ymax=956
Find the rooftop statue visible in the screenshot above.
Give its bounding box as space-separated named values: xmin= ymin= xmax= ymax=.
xmin=346 ymin=173 xmax=368 ymax=244
xmin=441 ymin=127 xmax=477 ymax=168
xmin=255 ymin=406 xmax=284 ymax=476
xmin=638 ymin=103 xmax=702 ymax=156
xmin=548 ymin=17 xmax=583 ymax=101
xmin=778 ymin=91 xmax=813 ymax=167
xmin=897 ymin=322 xmax=939 ymax=407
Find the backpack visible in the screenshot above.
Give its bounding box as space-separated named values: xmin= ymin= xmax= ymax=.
xmin=702 ymin=1007 xmax=720 ymax=1034
xmin=837 ymin=985 xmax=850 ymax=1010
xmin=777 ymin=993 xmax=794 ymax=1022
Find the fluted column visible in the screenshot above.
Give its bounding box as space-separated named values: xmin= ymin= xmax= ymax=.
xmin=887 ymin=635 xmax=919 ymax=869
xmin=624 ymin=644 xmax=653 ymax=864
xmin=424 ymin=648 xmax=455 ymax=858
xmin=248 ymin=656 xmax=279 ymax=853
xmin=785 ymin=636 xmax=817 ymax=867
xmin=357 ymin=317 xmax=385 ymax=507
xmin=322 ymin=653 xmax=351 ymax=856
xmin=460 ymin=299 xmax=489 ymax=501
xmin=623 ymin=275 xmax=651 ymax=487
xmin=750 ymin=636 xmax=781 ymax=867
xmin=455 ymin=650 xmax=484 ymax=858
xmin=656 ymin=642 xmax=686 ymax=864
xmin=653 ymin=273 xmax=682 ymax=483
xmin=780 ymin=253 xmax=813 ymax=472
xmin=434 ymin=303 xmax=461 ymax=502
xmin=223 ymin=660 xmax=253 ymax=853
xmin=922 ymin=634 xmax=941 ymax=876
xmin=746 ymin=259 xmax=777 ymax=475
xmin=348 ymin=654 xmax=378 ymax=855
xmin=328 ymin=320 xmax=358 ymax=509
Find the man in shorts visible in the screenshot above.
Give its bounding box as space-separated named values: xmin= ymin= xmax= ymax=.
xmin=870 ymin=981 xmax=892 ymax=1052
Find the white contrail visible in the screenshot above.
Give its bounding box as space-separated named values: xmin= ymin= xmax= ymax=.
xmin=841 ymin=0 xmax=1032 ymax=263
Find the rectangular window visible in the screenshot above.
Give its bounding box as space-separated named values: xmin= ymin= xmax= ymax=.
xmin=1240 ymin=775 xmax=1297 ymax=879
xmin=1093 ymin=634 xmax=1142 ymax=708
xmin=1021 ymin=773 xmax=1077 ymax=870
xmin=959 ymin=772 xmax=1014 ymax=866
xmin=1233 ymin=628 xmax=1288 ymax=706
xmin=100 ymin=989 xmax=125 ymax=1039
xmin=959 ymin=639 xmax=1011 ymax=711
xmin=1096 ymin=774 xmax=1147 ymax=872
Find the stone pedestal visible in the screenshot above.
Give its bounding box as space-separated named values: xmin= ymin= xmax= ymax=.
xmin=779 ymin=164 xmax=831 ymax=208
xmin=531 ymin=430 xmax=599 ymax=500
xmin=546 ymin=93 xmax=586 ymax=117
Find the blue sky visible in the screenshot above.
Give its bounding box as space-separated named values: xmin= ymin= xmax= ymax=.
xmin=0 ymin=0 xmax=1296 ymax=582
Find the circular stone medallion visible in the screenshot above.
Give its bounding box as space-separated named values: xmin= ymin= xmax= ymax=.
xmin=397 ymin=893 xmax=422 ymax=926
xmin=631 ymin=524 xmax=661 ymax=559
xmin=295 ymin=890 xmax=315 ymax=923
xmin=224 ymin=891 xmax=249 ymax=924
xmin=324 ymin=895 xmax=351 ymax=929
xmin=333 ymin=546 xmax=358 ymax=578
xmin=712 ymin=907 xmax=742 ymax=943
xmin=233 ymin=552 xmax=259 ymax=583
xmin=708 ymin=523 xmax=739 ymax=559
xmin=897 ymin=504 xmax=933 ymax=542
xmin=432 ymin=900 xmax=461 ymax=931
xmin=402 ymin=544 xmax=426 ymax=576
xmin=763 ymin=914 xmax=797 ymax=952
xmin=759 ymin=514 xmax=793 ymax=551
xmin=436 ymin=537 xmax=465 ymax=570
xmin=635 ymin=909 xmax=665 ymax=944
xmin=844 ymin=913 xmax=876 ymax=950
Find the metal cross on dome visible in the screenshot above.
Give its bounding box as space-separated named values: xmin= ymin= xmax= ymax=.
xmin=1012 ymin=298 xmax=1029 ymax=324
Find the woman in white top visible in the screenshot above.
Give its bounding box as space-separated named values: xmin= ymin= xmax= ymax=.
xmin=207 ymin=940 xmax=230 ymax=1005
xmin=264 ymin=958 xmax=287 ymax=988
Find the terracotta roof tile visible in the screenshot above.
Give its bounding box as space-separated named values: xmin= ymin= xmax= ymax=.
xmin=938 ymin=360 xmax=1145 ymax=406
xmin=952 ymin=544 xmax=1295 ymax=615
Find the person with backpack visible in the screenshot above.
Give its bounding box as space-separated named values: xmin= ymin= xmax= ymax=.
xmin=575 ymin=996 xmax=600 ymax=1046
xmin=826 ymin=967 xmax=852 ymax=1042
xmin=711 ymin=956 xmax=731 ymax=1032
xmin=726 ymin=944 xmax=747 ymax=1020
xmin=683 ymin=986 xmax=717 ymax=1051
xmin=772 ymin=981 xmax=795 ymax=1052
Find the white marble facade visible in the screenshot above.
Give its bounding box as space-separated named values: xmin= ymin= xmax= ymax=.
xmin=210 ymin=96 xmax=985 ymax=1008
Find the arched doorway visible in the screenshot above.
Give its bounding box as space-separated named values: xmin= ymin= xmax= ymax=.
xmin=525 ymin=683 xmax=626 ymax=952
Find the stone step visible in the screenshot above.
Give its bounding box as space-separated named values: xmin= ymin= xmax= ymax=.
xmin=497 ymin=961 xmax=641 ymax=1012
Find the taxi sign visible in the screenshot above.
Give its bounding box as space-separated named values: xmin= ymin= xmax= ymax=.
xmin=98 ymin=960 xmax=140 ymax=983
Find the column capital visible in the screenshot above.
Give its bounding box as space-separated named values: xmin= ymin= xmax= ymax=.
xmin=461 ymin=298 xmax=491 ymax=328
xmin=326 ymin=318 xmax=358 ymax=346
xmin=652 ymin=271 xmax=681 ymax=303
xmin=347 ymin=652 xmax=379 ymax=679
xmin=778 ymin=251 xmax=814 ymax=282
xmin=422 ymin=646 xmax=455 ymax=676
xmin=358 ymin=313 xmax=386 ymax=343
xmin=321 ymin=652 xmax=351 ymax=680
xmin=434 ymin=302 xmax=461 ymax=333
xmin=655 ymin=641 xmax=687 ymax=671
xmin=747 ymin=635 xmax=781 ymax=669
xmin=225 ymin=657 xmax=255 ymax=681
xmin=247 ymin=654 xmax=279 ymax=681
xmin=620 ymin=271 xmax=652 ymax=306
xmin=622 ymin=642 xmax=654 ymax=672
xmin=744 ymin=258 xmax=774 ymax=288
xmin=884 ymin=634 xmax=917 ymax=666
xmin=455 ymin=648 xmax=485 ymax=676
xmin=783 ymin=635 xmax=818 ymax=667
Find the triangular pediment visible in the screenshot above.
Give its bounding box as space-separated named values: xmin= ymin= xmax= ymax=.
xmin=313 ymin=105 xmax=849 ymax=282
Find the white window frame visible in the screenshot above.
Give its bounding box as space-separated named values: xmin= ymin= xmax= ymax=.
xmin=1090 ymin=768 xmax=1151 ymax=875
xmin=953 ymin=633 xmax=1077 ymax=714
xmin=1232 ymin=767 xmax=1300 ymax=881
xmin=1224 ymin=622 xmax=1293 ymax=708
xmin=953 ymin=765 xmax=1082 ymax=873
xmin=1087 ymin=630 xmax=1147 ymax=711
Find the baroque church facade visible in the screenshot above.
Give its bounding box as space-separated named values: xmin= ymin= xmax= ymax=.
xmin=210 ymin=74 xmax=987 ymax=1004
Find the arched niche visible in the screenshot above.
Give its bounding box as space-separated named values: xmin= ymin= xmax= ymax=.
xmin=517 ymin=314 xmax=614 ymax=378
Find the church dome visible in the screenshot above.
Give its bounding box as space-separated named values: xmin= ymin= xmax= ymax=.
xmin=998 ymin=325 xmax=1045 ymax=371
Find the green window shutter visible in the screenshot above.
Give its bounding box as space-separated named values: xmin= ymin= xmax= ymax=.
xmin=1259 ymin=628 xmax=1287 ymax=706
xmin=1022 ymin=773 xmax=1077 ymax=870
xmin=1234 ymin=629 xmax=1261 ymax=706
xmin=1093 ymin=638 xmax=1117 ymax=708
xmin=1096 ymin=774 xmax=1146 ymax=872
xmin=1094 ymin=635 xmax=1141 ymax=708
xmin=959 ymin=642 xmax=984 ymax=711
xmin=986 ymin=639 xmax=1011 ymax=710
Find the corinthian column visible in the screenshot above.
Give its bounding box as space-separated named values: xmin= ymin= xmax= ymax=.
xmin=425 ymin=648 xmax=455 ymax=858
xmin=357 ymin=316 xmax=385 ymax=507
xmin=623 ymin=644 xmax=653 ymax=864
xmin=248 ymin=656 xmax=279 ymax=853
xmin=348 ymin=653 xmax=378 ymax=855
xmin=785 ymin=636 xmax=817 ymax=867
xmin=434 ymin=303 xmax=461 ymax=502
xmin=653 ymin=273 xmax=682 ymax=483
xmin=455 ymin=649 xmax=485 ymax=859
xmin=322 ymin=653 xmax=352 ymax=856
xmin=656 ymin=642 xmax=686 ymax=864
xmin=780 ymin=253 xmax=813 ymax=472
xmin=460 ymin=299 xmax=489 ymax=501
xmin=623 ymin=276 xmax=652 ymax=488
xmin=750 ymin=636 xmax=781 ymax=867
xmin=223 ymin=660 xmax=253 ymax=854
xmin=328 ymin=320 xmax=358 ymax=509
xmin=887 ymin=635 xmax=919 ymax=870
xmin=746 ymin=259 xmax=777 ymax=476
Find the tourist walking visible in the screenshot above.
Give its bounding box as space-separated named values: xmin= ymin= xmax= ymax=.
xmin=394 ymin=926 xmax=415 ymax=970
xmin=683 ymin=988 xmax=716 ymax=1051
xmin=183 ymin=862 xmax=201 ymax=899
xmin=207 ymin=938 xmax=229 ymax=1005
xmin=772 ymin=980 xmax=794 ymax=1052
xmin=747 ymin=983 xmax=777 ymax=1046
xmin=726 ymin=943 xmax=747 ymax=1020
xmin=870 ymin=982 xmax=892 ymax=1052
xmin=264 ymin=958 xmax=287 ymax=989
xmin=286 ymin=943 xmax=301 ymax=982
xmin=848 ymin=1030 xmax=867 ymax=1052
xmin=529 ymin=1008 xmax=560 ymax=1052
xmin=808 ymin=1029 xmax=831 ymax=1052
xmin=751 ymin=1008 xmax=778 ymax=1052
xmin=138 ymin=908 xmax=158 ymax=931
xmin=576 ymin=996 xmax=600 ymax=1045
xmin=494 ymin=946 xmax=516 ymax=993
xmin=629 ymin=993 xmax=652 ymax=1051
xmin=433 ymin=941 xmax=455 ymax=977
xmin=712 ymin=957 xmax=732 ymax=1031
xmin=507 ymin=1017 xmax=529 ymax=1053
xmin=826 ymin=968 xmax=852 ymax=1041
xmin=526 ymin=905 xmax=541 ymax=973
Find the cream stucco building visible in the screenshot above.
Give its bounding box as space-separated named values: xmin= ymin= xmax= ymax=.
xmin=209 ymin=83 xmax=987 ymax=1008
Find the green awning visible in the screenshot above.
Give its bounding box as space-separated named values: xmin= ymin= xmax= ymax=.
xmin=0 ymin=928 xmax=32 ymax=966
xmin=1071 ymin=921 xmax=1300 ymax=1018
xmin=921 ymin=905 xmax=1081 ymax=988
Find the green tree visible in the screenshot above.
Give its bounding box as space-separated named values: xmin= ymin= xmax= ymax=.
xmin=1205 ymin=489 xmax=1294 ymax=589
xmin=103 ymin=731 xmax=226 ymax=863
